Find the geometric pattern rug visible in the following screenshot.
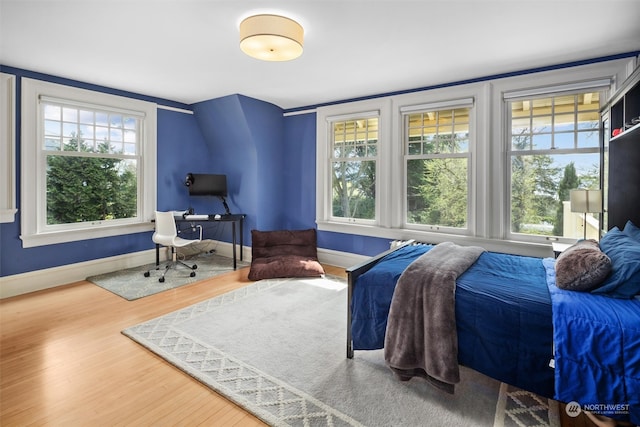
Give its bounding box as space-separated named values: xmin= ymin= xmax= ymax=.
xmin=123 ymin=276 xmax=560 ymax=426
xmin=495 ymin=383 xmax=560 ymax=427
xmin=87 ymin=252 xmax=248 ymax=301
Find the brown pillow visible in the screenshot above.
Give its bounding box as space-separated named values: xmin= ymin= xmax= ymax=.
xmin=248 ymin=229 xmax=325 ymax=281
xmin=554 ymin=239 xmax=611 ymax=292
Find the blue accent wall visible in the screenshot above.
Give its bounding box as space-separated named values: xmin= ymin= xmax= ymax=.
xmin=192 ymin=94 xmax=286 ymax=242
xmin=0 ymin=67 xmax=206 ymax=277
xmin=6 ymin=51 xmax=636 ymax=278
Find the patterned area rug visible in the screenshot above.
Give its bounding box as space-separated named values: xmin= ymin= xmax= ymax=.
xmin=88 ymin=252 xmax=248 ymax=300
xmin=122 ymin=276 xmax=559 ymax=426
xmin=495 ymin=383 xmax=560 ymax=427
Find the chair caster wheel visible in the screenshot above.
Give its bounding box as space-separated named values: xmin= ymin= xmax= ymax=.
xmin=190 ymin=272 xmax=196 ymax=277
xmin=192 ymin=265 xmax=198 ymax=270
xmin=159 ymin=277 xmax=165 ymax=283
xmin=144 ymin=271 xmax=150 ymax=277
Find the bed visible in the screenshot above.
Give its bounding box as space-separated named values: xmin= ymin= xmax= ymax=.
xmin=346 ymin=224 xmax=640 ymax=424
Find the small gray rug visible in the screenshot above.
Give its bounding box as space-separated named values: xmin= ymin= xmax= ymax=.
xmin=88 ymin=253 xmax=248 ymax=301
xmin=123 ymin=276 xmax=559 ymax=426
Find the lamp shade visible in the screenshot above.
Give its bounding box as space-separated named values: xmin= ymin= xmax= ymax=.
xmin=570 ymin=189 xmax=602 ymax=213
xmin=239 ymin=14 xmax=304 ymax=61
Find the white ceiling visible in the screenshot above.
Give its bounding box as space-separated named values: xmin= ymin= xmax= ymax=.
xmin=2 ymin=0 xmax=639 ymax=110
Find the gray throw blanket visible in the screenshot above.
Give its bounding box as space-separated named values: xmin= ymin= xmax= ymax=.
xmin=384 ymin=241 xmax=485 ymax=394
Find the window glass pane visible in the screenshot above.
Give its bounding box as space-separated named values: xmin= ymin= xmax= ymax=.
xmin=63 ymin=122 xmax=78 ymax=138
xmin=110 ymin=114 xmax=123 ymax=128
xmin=45 ymin=138 xmax=61 ymax=151
xmin=408 ymin=142 xmax=421 ymax=155
xmin=96 ymin=126 xmax=109 ymax=141
xmin=62 ymin=107 xmax=77 ymax=122
xmin=330 ymin=117 xmax=378 ymax=220
xmin=407 ymin=158 xmax=468 ymax=228
xmin=532 ymin=133 xmax=552 ymax=150
xmin=508 ymin=90 xmax=602 ymax=239
xmin=63 ymin=137 xmax=76 ymax=151
xmin=331 ymin=159 xmax=375 ymax=220
xmin=512 ymin=117 xmax=530 ymax=135
xmin=510 ymin=152 xmax=600 ymax=238
xmin=577 ymin=111 xmax=599 ymax=130
xmin=95 ymin=112 xmax=109 ymax=126
xmin=512 ymin=134 xmax=531 ymax=150
xmin=577 ymin=92 xmax=599 ymax=111
xmin=110 ymin=128 xmax=123 ymax=142
xmin=532 ymin=116 xmax=552 ymax=133
xmin=554 ymin=132 xmax=574 ymax=149
xmin=46 ymin=156 xmax=138 ymax=225
xmin=123 ymin=116 xmax=137 ymax=130
xmin=80 ymin=124 xmax=94 ymax=140
xmin=44 ymin=120 xmax=61 ymax=137
xmin=79 ymin=110 xmax=94 ymax=124
xmin=577 ymin=130 xmax=599 ymax=148
xmin=404 ymin=105 xmax=471 ymax=231
xmin=44 ymin=104 xmax=61 ymax=120
xmin=554 ymin=114 xmax=575 ymax=132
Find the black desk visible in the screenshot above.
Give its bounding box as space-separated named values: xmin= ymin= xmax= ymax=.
xmin=155 ymin=214 xmax=246 ymax=270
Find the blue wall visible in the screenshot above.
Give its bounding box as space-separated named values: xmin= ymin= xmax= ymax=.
xmin=0 ymin=66 xmax=398 ymax=279
xmin=0 ymin=67 xmax=208 ymax=276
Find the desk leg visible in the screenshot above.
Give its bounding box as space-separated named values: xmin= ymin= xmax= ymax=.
xmin=232 ymin=221 xmax=237 ymax=270
xmin=239 ymin=217 xmax=244 ymax=261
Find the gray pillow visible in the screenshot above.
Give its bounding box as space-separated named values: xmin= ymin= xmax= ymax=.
xmin=554 ymin=239 xmax=612 ymax=292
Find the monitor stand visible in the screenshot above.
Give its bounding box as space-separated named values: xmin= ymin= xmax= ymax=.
xmin=219 ymin=196 xmax=231 ymax=215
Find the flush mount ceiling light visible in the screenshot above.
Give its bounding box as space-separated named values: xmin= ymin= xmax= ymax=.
xmin=239 ymin=14 xmax=304 ymax=61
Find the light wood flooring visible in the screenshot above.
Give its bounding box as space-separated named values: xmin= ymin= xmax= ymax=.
xmin=1 ymin=265 xmax=349 ymax=426
xmin=1 ymin=263 xmax=602 ymax=426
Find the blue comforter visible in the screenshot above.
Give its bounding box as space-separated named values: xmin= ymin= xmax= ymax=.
xmin=351 ymin=244 xmax=555 ymax=398
xmin=544 ymin=258 xmax=640 ymax=424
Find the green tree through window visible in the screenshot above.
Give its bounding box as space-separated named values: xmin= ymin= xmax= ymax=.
xmin=46 ymin=134 xmax=137 ymax=225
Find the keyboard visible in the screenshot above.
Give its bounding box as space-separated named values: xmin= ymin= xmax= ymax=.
xmin=183 ymin=214 xmax=209 ymax=220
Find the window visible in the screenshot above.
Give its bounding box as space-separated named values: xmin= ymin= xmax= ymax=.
xmin=42 ymin=99 xmax=141 ymax=227
xmin=316 ymin=99 xmax=390 ymax=233
xmin=404 ymin=103 xmax=472 ymax=231
xmin=315 ymin=59 xmax=627 ymax=254
xmin=507 ymin=90 xmax=603 ymax=241
xmin=21 ymin=78 xmax=156 ymax=247
xmin=331 ymin=115 xmax=378 ymax=222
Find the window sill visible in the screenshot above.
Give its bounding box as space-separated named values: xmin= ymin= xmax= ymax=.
xmin=317 ymin=220 xmax=553 ymax=258
xmin=20 ymin=221 xmax=154 ymax=248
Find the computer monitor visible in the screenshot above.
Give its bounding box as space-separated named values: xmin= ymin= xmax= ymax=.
xmin=186 ymin=173 xmax=227 ymax=197
xmin=185 ymin=173 xmax=231 ymax=214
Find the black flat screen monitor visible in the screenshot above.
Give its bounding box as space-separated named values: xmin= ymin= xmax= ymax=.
xmin=187 ymin=173 xmax=227 ymax=197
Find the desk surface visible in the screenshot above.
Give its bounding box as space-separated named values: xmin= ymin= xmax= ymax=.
xmin=175 ymin=213 xmax=245 ymax=221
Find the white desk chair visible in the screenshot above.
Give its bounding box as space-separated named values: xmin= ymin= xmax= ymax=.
xmin=144 ymin=211 xmax=202 ymax=282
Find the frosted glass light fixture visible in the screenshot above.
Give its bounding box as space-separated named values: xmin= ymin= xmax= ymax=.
xmin=239 ymin=14 xmax=304 ymax=61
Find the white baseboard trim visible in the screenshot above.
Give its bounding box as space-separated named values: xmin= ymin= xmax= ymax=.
xmin=0 ymin=242 xmax=364 ymax=299
xmin=0 ymin=249 xmax=157 ymax=299
xmin=317 ymin=247 xmax=368 ymax=269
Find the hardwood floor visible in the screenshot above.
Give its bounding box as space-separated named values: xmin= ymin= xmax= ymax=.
xmin=0 ymin=263 xmax=605 ymax=427
xmin=1 ymin=265 xmax=350 ymax=426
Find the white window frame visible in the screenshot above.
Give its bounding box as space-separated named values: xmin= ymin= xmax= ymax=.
xmin=316 ymin=98 xmax=391 ymax=235
xmin=400 ymin=97 xmax=475 ymax=236
xmin=489 ymin=60 xmax=632 ymax=245
xmin=1 ymin=73 xmax=16 ymax=223
xmin=21 ymin=78 xmax=156 ymax=248
xmin=504 ymin=85 xmax=607 ymax=243
xmin=316 ymin=60 xmax=632 ymax=255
